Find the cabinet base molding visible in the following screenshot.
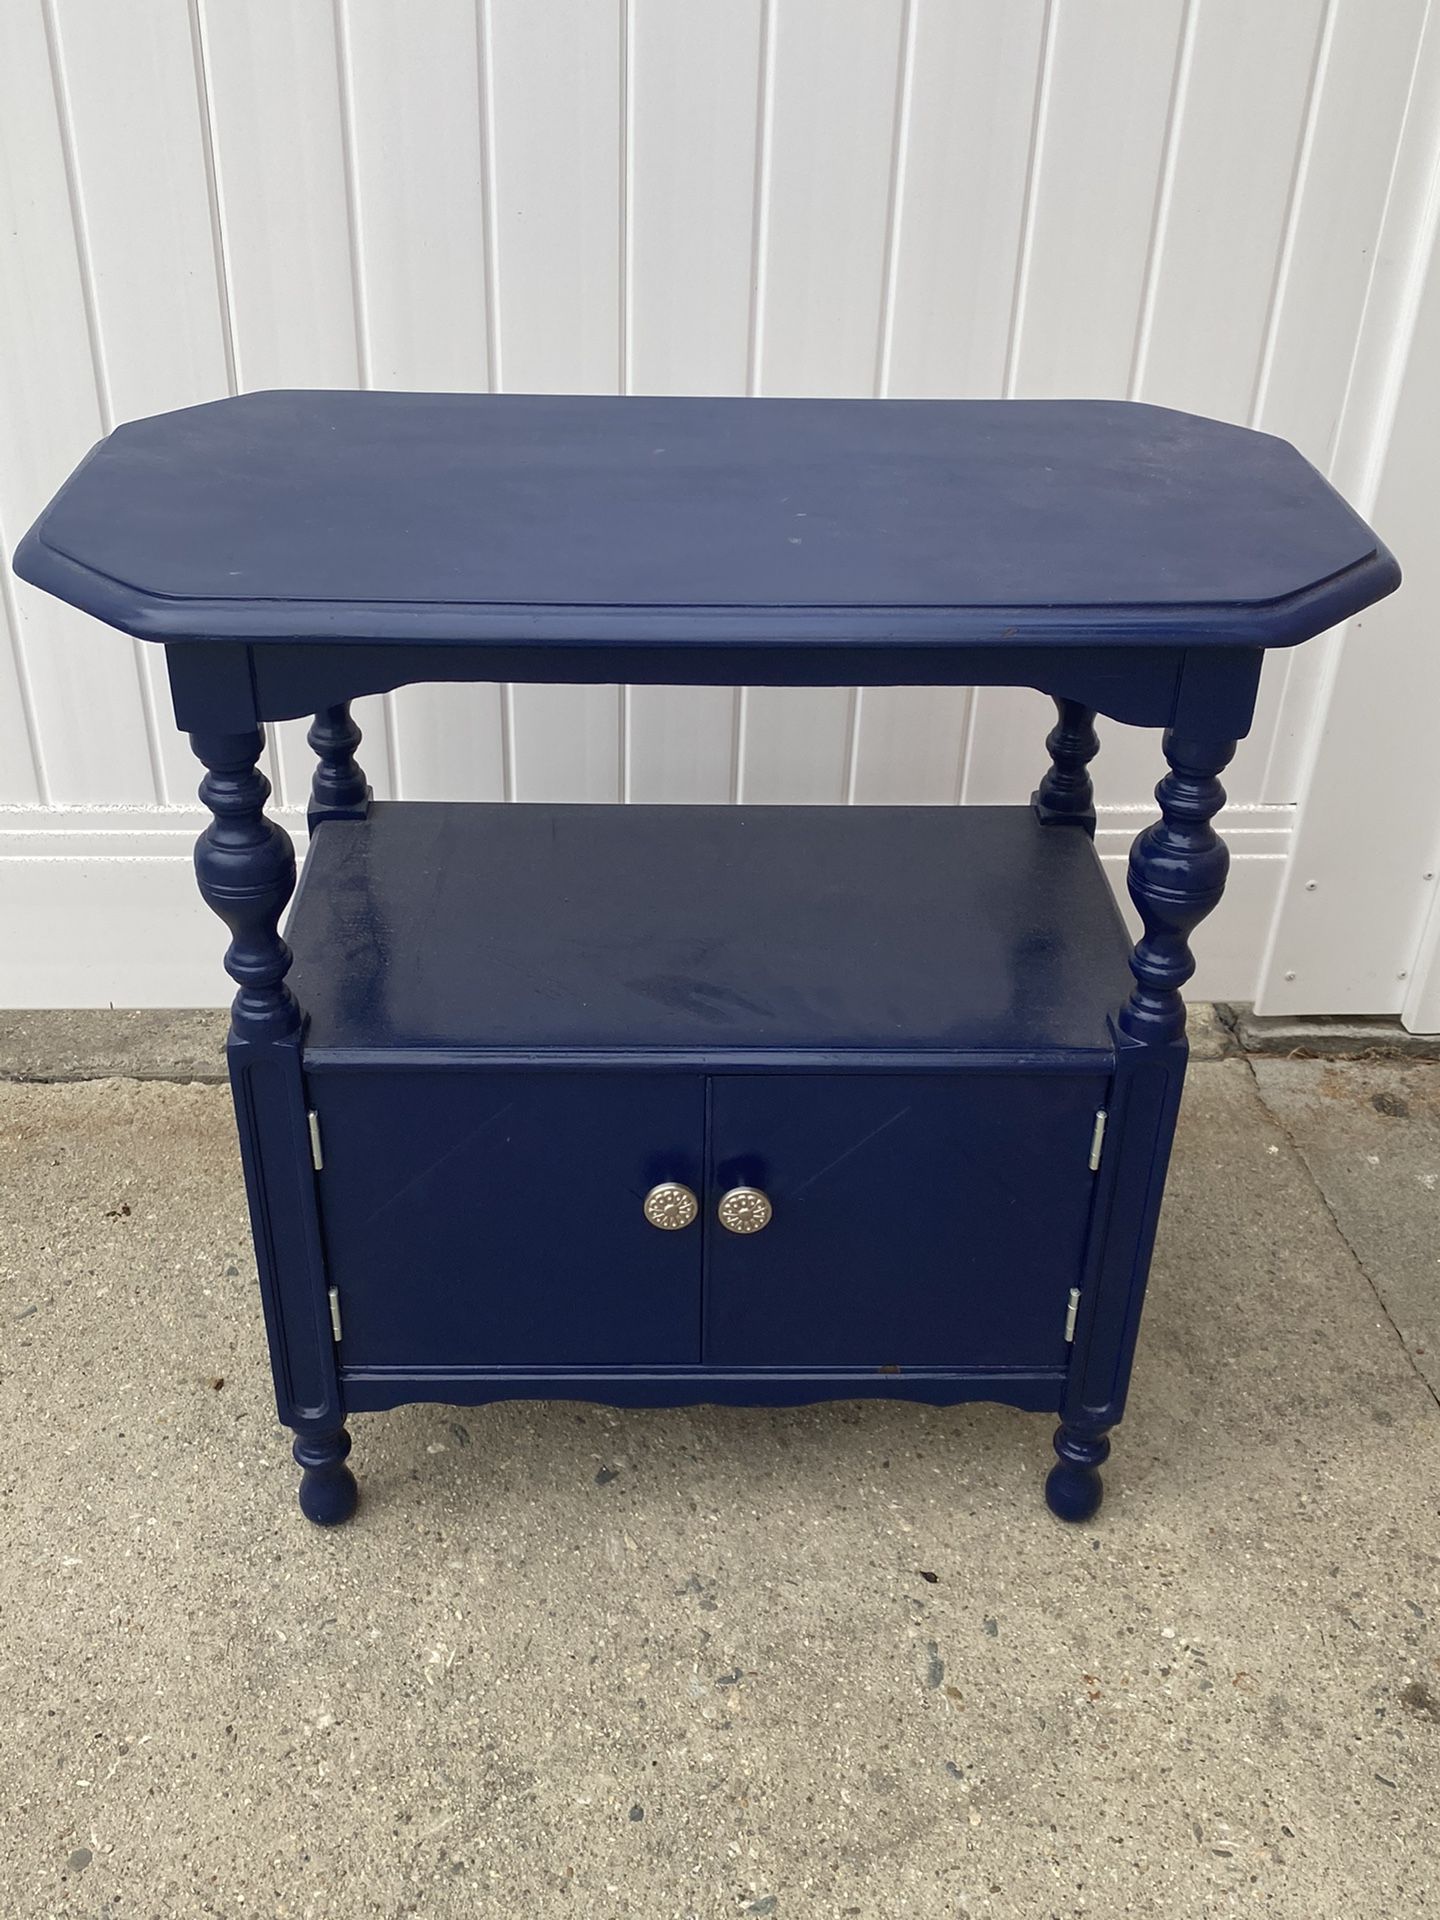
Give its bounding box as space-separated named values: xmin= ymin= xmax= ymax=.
xmin=340 ymin=1366 xmax=1068 ymax=1415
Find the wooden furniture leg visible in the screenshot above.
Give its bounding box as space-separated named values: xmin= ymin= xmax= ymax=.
xmin=1046 ymin=727 xmax=1235 ymax=1521
xmin=307 ymin=702 xmax=371 ymax=830
xmin=1033 ymin=696 xmax=1100 ymax=833
xmin=1118 ymin=729 xmax=1235 ymax=1046
xmin=192 ymin=727 xmax=358 ymax=1525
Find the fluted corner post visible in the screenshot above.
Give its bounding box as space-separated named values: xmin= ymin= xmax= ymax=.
xmin=1048 ymin=727 xmax=1236 ymax=1523
xmin=1033 ymin=697 xmax=1100 ymax=835
xmin=1119 ymin=729 xmax=1236 ymax=1045
xmin=190 ymin=727 xmax=356 ymax=1526
xmin=307 ymin=702 xmax=371 ymax=833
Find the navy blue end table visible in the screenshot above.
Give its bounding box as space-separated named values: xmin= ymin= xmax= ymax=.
xmin=15 ymin=394 xmax=1398 ymax=1526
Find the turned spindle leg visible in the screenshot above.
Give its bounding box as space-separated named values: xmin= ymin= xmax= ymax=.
xmin=1119 ymin=729 xmax=1236 ymax=1045
xmin=192 ymin=728 xmax=300 ymax=1041
xmin=192 ymin=726 xmax=357 ymax=1526
xmin=1046 ymin=728 xmax=1236 ymax=1522
xmin=1033 ymin=697 xmax=1100 ymax=833
xmin=307 ymin=702 xmax=371 ymax=830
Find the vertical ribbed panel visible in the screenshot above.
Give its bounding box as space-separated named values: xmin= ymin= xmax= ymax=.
xmin=0 ymin=0 xmax=1432 ymax=1002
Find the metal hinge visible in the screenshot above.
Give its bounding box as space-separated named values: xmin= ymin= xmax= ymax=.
xmin=308 ymin=1110 xmax=324 ymax=1172
xmin=1088 ymin=1108 xmax=1108 ymax=1172
xmin=328 ymin=1285 xmax=343 ymax=1344
xmin=1064 ymin=1287 xmax=1081 ymax=1344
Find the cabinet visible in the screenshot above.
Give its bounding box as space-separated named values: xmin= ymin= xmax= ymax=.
xmin=13 ymin=391 xmax=1399 ymax=1525
xmin=292 ymin=802 xmax=1121 ymax=1391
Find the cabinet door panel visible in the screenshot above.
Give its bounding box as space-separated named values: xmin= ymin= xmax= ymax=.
xmin=706 ymin=1074 xmax=1106 ymax=1368
xmin=312 ymin=1071 xmax=704 ymax=1367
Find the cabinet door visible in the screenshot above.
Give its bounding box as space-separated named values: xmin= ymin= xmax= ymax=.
xmin=705 ymin=1074 xmax=1106 ymax=1368
xmin=311 ymin=1072 xmax=704 ymax=1367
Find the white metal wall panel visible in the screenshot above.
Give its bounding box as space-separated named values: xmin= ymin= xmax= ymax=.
xmin=1129 ymin=0 xmax=1329 ymax=814
xmin=1008 ymin=0 xmax=1188 ymax=403
xmin=197 ymin=2 xmax=358 ymax=391
xmin=1259 ymin=268 xmax=1440 ymax=1015
xmin=1136 ymin=0 xmax=1328 ymax=422
xmin=1254 ymin=0 xmax=1430 ymax=807
xmin=486 ymin=0 xmax=625 ymax=801
xmin=740 ymin=0 xmax=905 ymax=802
xmin=882 ymin=0 xmax=1047 ymax=400
xmin=0 ymin=0 xmax=156 ymax=806
xmin=339 ymin=0 xmax=493 ymax=393
xmin=0 ymin=572 xmax=37 ymax=808
xmin=338 ymin=0 xmax=506 ymax=803
xmin=46 ymin=0 xmax=234 ymax=808
xmin=960 ymin=0 xmax=1188 ymax=816
xmin=962 ymin=0 xmax=1419 ymax=825
xmin=624 ymin=0 xmax=763 ymax=803
xmin=0 ymin=0 xmax=1433 ymax=1006
xmin=859 ymin=0 xmax=1050 ymax=806
xmin=197 ymin=0 xmax=395 ymax=809
xmin=627 ymin=0 xmax=763 ymax=398
xmin=1257 ymin=0 xmax=1440 ymax=1019
xmin=487 ymin=0 xmax=622 ymax=395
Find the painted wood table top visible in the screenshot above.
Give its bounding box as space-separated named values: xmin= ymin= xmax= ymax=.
xmin=12 ymin=393 xmax=1400 ymax=1530
xmin=17 ymin=391 xmax=1395 ymax=650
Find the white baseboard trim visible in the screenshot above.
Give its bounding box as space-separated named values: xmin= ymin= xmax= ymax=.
xmin=0 ymin=802 xmax=1293 ymax=1008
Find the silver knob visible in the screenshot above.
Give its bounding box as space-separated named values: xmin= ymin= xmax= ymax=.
xmin=717 ymin=1186 xmax=773 ymax=1234
xmin=643 ymin=1182 xmax=698 ymax=1230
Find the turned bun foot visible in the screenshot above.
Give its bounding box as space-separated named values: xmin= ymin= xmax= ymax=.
xmin=1045 ymin=1423 xmax=1111 ymax=1523
xmin=293 ymin=1426 xmax=359 ymax=1526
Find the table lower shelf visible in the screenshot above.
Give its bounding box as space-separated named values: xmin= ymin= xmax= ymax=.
xmin=286 ymin=799 xmax=1133 ymax=1058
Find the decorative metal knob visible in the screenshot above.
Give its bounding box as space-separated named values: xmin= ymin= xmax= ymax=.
xmin=717 ymin=1186 xmax=773 ymax=1234
xmin=643 ymin=1182 xmax=698 ymax=1230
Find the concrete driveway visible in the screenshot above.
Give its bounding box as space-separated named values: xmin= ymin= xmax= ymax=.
xmin=1 ymin=1026 xmax=1437 ymax=1918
